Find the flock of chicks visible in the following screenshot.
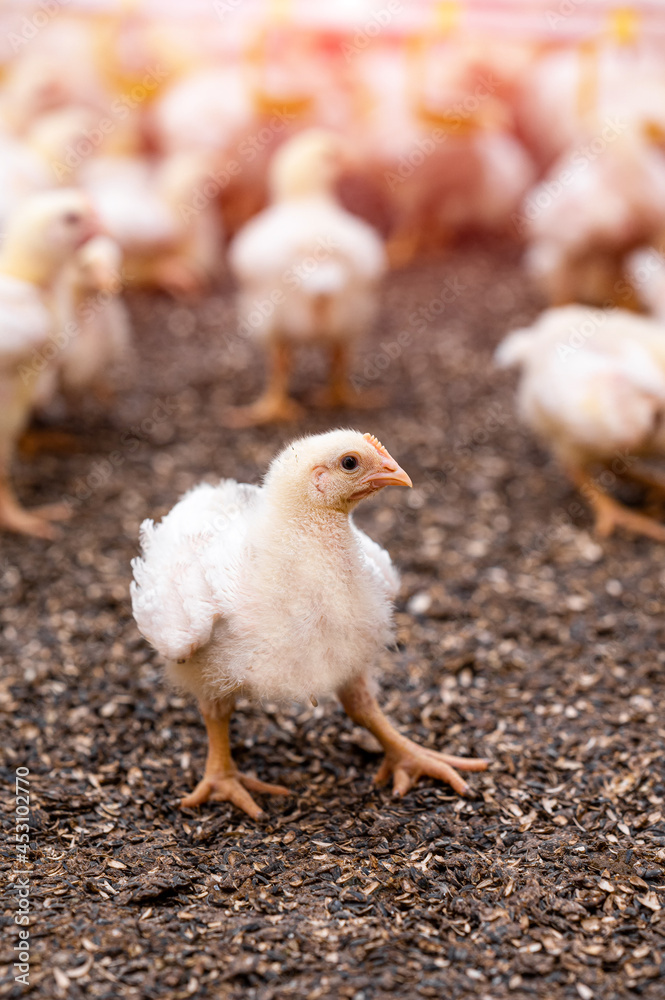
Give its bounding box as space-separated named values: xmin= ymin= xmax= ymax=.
xmin=7 ymin=24 xmax=665 ymax=818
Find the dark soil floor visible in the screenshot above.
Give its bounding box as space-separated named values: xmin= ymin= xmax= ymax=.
xmin=2 ymin=239 xmax=665 ymax=999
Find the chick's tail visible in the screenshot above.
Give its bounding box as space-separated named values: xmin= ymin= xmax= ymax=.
xmin=302 ymin=260 xmax=347 ymax=328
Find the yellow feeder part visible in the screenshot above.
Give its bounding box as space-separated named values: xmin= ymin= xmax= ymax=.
xmin=246 ymin=0 xmax=315 ymax=121
xmin=434 ymin=0 xmax=461 ymax=35
xmin=608 ymin=6 xmax=640 ymax=46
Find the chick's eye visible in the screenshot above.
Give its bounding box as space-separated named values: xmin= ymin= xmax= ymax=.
xmin=341 ymin=455 xmax=358 ymax=471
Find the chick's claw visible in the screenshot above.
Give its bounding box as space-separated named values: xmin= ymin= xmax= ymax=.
xmin=180 ymin=772 xmax=290 ymax=820
xmin=374 ymin=740 xmax=490 ymax=798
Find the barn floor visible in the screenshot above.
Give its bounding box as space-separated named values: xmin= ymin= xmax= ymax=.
xmin=2 ymin=239 xmax=665 ymax=1000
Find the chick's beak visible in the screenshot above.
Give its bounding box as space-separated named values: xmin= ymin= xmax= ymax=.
xmin=76 ymin=211 xmax=104 ymax=249
xmin=361 ymin=454 xmax=412 ymax=491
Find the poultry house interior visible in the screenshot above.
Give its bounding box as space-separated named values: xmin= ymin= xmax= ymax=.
xmin=3 ymin=2 xmax=665 ymax=999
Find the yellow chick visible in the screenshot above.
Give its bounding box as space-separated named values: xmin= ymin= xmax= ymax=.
xmin=0 ymin=188 xmax=99 ymax=538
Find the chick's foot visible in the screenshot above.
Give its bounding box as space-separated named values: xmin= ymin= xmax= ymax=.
xmin=569 ymin=465 xmax=665 ymax=542
xmin=594 ymin=497 xmax=665 ymax=542
xmin=339 ymin=675 xmax=489 ymax=798
xmin=0 ymin=481 xmax=61 ymax=539
xmin=181 ymin=771 xmax=290 ymax=820
xmin=373 ymin=738 xmax=490 ymax=797
xmin=181 ymin=697 xmax=290 ymax=819
xmin=152 ymin=257 xmax=204 ymax=299
xmin=314 ymin=344 xmax=386 ymax=410
xmin=223 ymin=393 xmax=304 ymax=428
xmin=312 ymin=382 xmax=386 ymax=411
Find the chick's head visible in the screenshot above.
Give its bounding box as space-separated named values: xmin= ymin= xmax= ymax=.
xmin=3 ymin=189 xmax=101 ymax=285
xmin=270 ymin=129 xmax=352 ymax=200
xmin=265 ymin=429 xmax=412 ymax=515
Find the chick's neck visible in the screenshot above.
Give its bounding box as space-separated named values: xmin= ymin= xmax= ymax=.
xmin=0 ymin=238 xmax=60 ymax=290
xmin=259 ymin=489 xmax=355 ymax=551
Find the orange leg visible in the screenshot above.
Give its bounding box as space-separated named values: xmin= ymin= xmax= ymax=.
xmin=618 ymin=462 xmax=665 ymax=499
xmin=19 ymin=428 xmax=82 ymax=457
xmin=0 ymin=475 xmax=66 ymax=540
xmin=313 ymin=343 xmax=386 ymax=411
xmin=181 ymin=696 xmax=290 ymax=819
xmin=568 ymin=465 xmax=665 ymax=542
xmin=151 ymin=256 xmax=205 ymax=300
xmin=224 ymin=340 xmax=304 ymax=428
xmin=338 ymin=674 xmax=489 ymax=798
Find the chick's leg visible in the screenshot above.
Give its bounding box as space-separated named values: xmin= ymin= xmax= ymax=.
xmin=224 ymin=340 xmax=304 ymax=427
xmin=181 ymin=697 xmax=290 ymax=819
xmin=568 ymin=465 xmax=665 ymax=542
xmin=314 ymin=343 xmax=385 ymax=410
xmin=617 ymin=462 xmax=665 ymax=499
xmin=338 ymin=675 xmax=489 ymax=798
xmin=0 ymin=474 xmax=62 ymax=540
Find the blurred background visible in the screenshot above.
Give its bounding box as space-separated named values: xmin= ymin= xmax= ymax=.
xmin=2 ymin=0 xmax=665 ymax=292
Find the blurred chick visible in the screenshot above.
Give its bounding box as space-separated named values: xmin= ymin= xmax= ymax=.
xmin=351 ymin=43 xmax=534 ymax=267
xmin=0 ymin=130 xmax=51 ymax=233
xmin=227 ymin=130 xmax=387 ymax=426
xmin=0 ymin=189 xmax=99 ymax=538
xmin=523 ymin=127 xmax=665 ymax=307
xmin=80 ymin=151 xmax=223 ymax=297
xmin=496 ymin=305 xmax=665 ymax=542
xmin=131 ymin=429 xmax=488 ymax=818
xmin=50 ymin=236 xmax=131 ymax=408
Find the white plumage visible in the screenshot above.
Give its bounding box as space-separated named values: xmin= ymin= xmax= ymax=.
xmin=0 ymin=274 xmax=52 ymax=466
xmin=231 ymin=198 xmax=385 ymax=345
xmin=131 ymin=429 xmax=486 ymax=817
xmin=48 ymin=235 xmax=131 ymax=405
xmin=80 ymin=152 xmax=223 ymax=296
xmin=497 ymin=305 xmax=665 ymax=540
xmin=227 ymin=129 xmax=387 ymax=425
xmin=132 ymin=432 xmax=398 ymax=703
xmin=0 ymin=188 xmax=100 ymax=538
xmin=523 ymin=130 xmax=665 ymax=306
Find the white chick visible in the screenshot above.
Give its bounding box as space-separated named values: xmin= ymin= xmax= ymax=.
xmin=0 ymin=130 xmax=51 ymax=233
xmin=0 ymin=188 xmax=99 ymax=538
xmin=227 ymin=129 xmax=387 ymax=426
xmin=149 ymin=65 xmax=264 ymax=237
xmin=54 ymin=235 xmax=131 ymax=405
xmin=80 ymin=151 xmax=223 ymax=297
xmin=131 ymin=429 xmax=488 ymax=818
xmin=523 ymin=128 xmax=665 ymax=306
xmin=496 ymin=305 xmax=665 ymax=541
xmin=350 ymin=43 xmax=534 ymax=267
xmin=150 ymin=66 xmax=254 ymax=156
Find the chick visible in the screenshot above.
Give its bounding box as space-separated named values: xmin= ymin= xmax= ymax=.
xmin=80 ymin=151 xmax=223 ymax=297
xmin=54 ymin=235 xmax=131 ymax=406
xmin=0 ymin=189 xmax=99 ymax=538
xmin=227 ymin=130 xmax=387 ymax=426
xmin=0 ymin=130 xmax=51 ymax=233
xmin=350 ymin=43 xmax=534 ymax=267
xmin=131 ymin=430 xmax=488 ymax=818
xmin=523 ymin=127 xmax=665 ymax=307
xmin=496 ymin=305 xmax=665 ymax=542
